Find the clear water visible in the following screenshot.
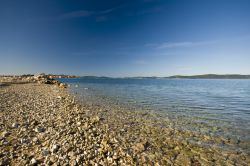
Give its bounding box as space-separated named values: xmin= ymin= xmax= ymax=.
xmin=60 ymin=78 xmax=250 ymax=151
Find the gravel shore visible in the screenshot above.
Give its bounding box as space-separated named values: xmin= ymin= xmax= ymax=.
xmin=0 ymin=81 xmax=250 ymax=165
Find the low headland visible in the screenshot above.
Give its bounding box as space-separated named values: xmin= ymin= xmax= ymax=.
xmin=167 ymin=74 xmax=250 ymax=79
xmin=0 ymin=74 xmax=249 ymax=165
xmin=62 ymin=74 xmax=250 ymax=79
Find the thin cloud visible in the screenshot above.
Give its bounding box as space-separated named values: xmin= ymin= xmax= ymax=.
xmin=126 ymin=6 xmax=162 ymax=17
xmin=150 ymin=41 xmax=216 ymax=49
xmin=48 ymin=7 xmax=120 ymax=21
xmin=38 ymin=4 xmax=161 ymax=22
xmin=147 ymin=35 xmax=250 ymax=50
xmin=158 ymin=42 xmax=197 ymax=49
xmin=97 ymin=8 xmax=117 ymax=15
xmin=58 ymin=10 xmax=94 ymax=20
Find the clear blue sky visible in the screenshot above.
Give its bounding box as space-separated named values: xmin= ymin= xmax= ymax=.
xmin=0 ymin=0 xmax=250 ymax=76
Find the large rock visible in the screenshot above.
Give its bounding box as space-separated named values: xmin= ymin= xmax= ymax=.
xmin=33 ymin=73 xmax=67 ymax=88
xmin=34 ymin=73 xmax=47 ymax=81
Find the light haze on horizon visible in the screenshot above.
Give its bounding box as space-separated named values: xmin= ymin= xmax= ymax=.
xmin=0 ymin=0 xmax=250 ymax=77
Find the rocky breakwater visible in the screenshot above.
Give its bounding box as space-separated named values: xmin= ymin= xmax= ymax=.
xmin=33 ymin=73 xmax=67 ymax=88
xmin=0 ymin=80 xmax=250 ymax=165
xmin=0 ymin=73 xmax=67 ymax=88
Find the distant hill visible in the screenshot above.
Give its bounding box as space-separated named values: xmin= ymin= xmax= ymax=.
xmin=80 ymin=76 xmax=113 ymax=79
xmin=56 ymin=74 xmax=250 ymax=79
xmin=167 ymin=74 xmax=250 ymax=79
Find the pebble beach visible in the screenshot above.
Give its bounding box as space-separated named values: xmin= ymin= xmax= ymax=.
xmin=0 ymin=76 xmax=250 ymax=165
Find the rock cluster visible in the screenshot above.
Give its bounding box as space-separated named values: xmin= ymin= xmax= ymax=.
xmin=0 ymin=82 xmax=249 ymax=165
xmin=33 ymin=73 xmax=67 ymax=88
xmin=0 ymin=73 xmax=67 ymax=88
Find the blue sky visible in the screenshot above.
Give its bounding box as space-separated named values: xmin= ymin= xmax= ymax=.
xmin=0 ymin=0 xmax=250 ymax=76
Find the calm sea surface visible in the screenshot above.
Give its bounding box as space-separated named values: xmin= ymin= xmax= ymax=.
xmin=60 ymin=78 xmax=250 ymax=151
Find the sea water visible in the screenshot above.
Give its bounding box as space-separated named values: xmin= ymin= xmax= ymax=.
xmin=59 ymin=78 xmax=250 ymax=151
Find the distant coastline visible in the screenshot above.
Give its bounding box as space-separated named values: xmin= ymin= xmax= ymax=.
xmin=78 ymin=74 xmax=250 ymax=79
xmin=1 ymin=74 xmax=250 ymax=80
xmin=166 ymin=74 xmax=250 ymax=79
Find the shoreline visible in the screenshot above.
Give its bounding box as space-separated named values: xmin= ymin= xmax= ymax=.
xmin=0 ymin=80 xmax=250 ymax=165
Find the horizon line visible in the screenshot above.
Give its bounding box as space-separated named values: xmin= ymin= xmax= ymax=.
xmin=1 ymin=73 xmax=250 ymax=78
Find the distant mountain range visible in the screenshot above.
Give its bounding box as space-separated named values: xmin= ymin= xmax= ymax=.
xmin=2 ymin=74 xmax=250 ymax=79
xmin=79 ymin=74 xmax=250 ymax=79
xmin=166 ymin=74 xmax=250 ymax=79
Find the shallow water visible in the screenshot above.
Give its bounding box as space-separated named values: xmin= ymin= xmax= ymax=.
xmin=59 ymin=78 xmax=250 ymax=152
